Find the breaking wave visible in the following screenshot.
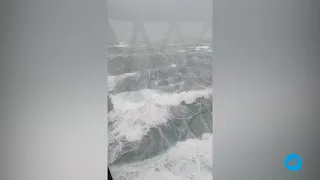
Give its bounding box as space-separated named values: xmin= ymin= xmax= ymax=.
xmin=108 ymin=51 xmax=213 ymax=180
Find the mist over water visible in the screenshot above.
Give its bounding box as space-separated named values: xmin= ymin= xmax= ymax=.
xmin=106 ymin=0 xmax=214 ymax=179
xmin=108 ymin=52 xmax=213 ymax=179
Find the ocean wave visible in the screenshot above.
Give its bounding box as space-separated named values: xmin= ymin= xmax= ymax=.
xmin=109 ymin=133 xmax=213 ymax=180
xmin=111 ymin=88 xmax=212 ymax=108
xmin=108 ymin=89 xmax=212 ymax=165
xmin=108 ymin=63 xmax=212 ymax=94
xmin=108 ymin=51 xmax=213 ymax=179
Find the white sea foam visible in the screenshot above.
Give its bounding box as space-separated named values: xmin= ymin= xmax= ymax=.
xmin=195 ymin=46 xmax=210 ymax=51
xmin=111 ymin=88 xmax=212 ymax=109
xmin=108 ymin=88 xmax=212 ymax=142
xmin=108 ymin=73 xmax=139 ymax=91
xmin=110 ymin=133 xmax=213 ymax=180
xmin=151 ymin=89 xmax=212 ymax=106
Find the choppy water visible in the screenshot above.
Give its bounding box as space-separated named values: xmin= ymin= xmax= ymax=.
xmin=108 ymin=51 xmax=213 ymax=180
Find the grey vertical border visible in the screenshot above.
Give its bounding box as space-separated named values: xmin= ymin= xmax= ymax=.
xmin=212 ymin=1 xmax=320 ymax=180
xmin=1 ymin=0 xmax=108 ymax=180
xmin=212 ymin=1 xmax=216 ymax=180
xmin=106 ymin=1 xmax=111 ymax=179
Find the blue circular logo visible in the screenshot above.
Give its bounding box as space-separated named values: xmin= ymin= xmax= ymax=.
xmin=285 ymin=154 xmax=303 ymax=171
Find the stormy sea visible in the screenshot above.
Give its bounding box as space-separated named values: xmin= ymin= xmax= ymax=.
xmin=107 ymin=45 xmax=213 ymax=180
